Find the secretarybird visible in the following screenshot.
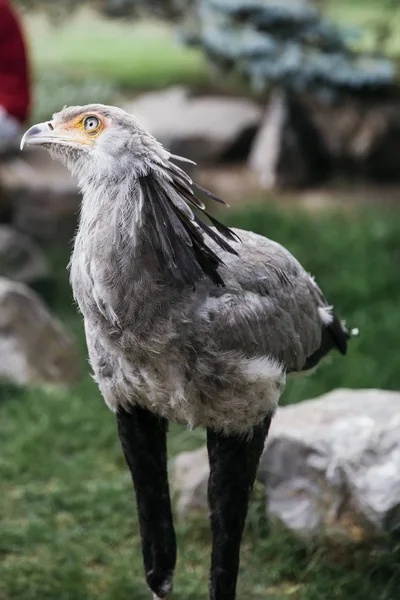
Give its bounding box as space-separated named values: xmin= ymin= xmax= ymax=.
xmin=21 ymin=104 xmax=351 ymax=600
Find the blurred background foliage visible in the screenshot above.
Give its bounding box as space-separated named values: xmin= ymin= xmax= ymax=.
xmin=14 ymin=0 xmax=400 ymax=93
xmin=14 ymin=0 xmax=400 ymax=123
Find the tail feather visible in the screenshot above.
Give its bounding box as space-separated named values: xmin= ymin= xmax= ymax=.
xmin=302 ymin=311 xmax=355 ymax=371
xmin=328 ymin=314 xmax=349 ymax=356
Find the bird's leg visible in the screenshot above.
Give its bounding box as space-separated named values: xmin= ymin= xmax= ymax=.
xmin=206 ymin=416 xmax=272 ymax=600
xmin=117 ymin=406 xmax=176 ymax=600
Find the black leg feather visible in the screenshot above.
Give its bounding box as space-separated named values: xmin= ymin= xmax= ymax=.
xmin=207 ymin=417 xmax=272 ymax=600
xmin=117 ymin=406 xmax=176 ymax=599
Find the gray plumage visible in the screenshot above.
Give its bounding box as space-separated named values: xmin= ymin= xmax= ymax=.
xmin=21 ymin=103 xmax=352 ymax=600
xmin=21 ymin=103 xmax=349 ymax=435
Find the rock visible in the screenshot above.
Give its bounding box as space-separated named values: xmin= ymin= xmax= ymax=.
xmin=0 ymin=153 xmax=80 ymax=240
xmin=301 ymin=93 xmax=400 ymax=182
xmin=0 ymin=225 xmax=51 ymax=286
xmin=124 ymin=87 xmax=262 ymax=164
xmin=0 ymin=277 xmax=79 ymax=385
xmin=248 ymin=90 xmax=332 ymax=189
xmin=173 ymin=446 xmax=209 ymax=517
xmin=259 ymin=389 xmax=400 ymax=536
xmin=172 ymin=389 xmax=400 ymax=536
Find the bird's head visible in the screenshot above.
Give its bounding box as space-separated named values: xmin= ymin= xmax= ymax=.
xmin=20 ymin=103 xmax=165 ymax=180
xmin=21 ymin=104 xmax=239 ymax=286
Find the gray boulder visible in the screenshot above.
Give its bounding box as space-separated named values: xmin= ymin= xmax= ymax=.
xmin=0 ymin=277 xmax=79 ymax=385
xmin=260 ymin=388 xmax=400 ymax=535
xmin=0 ymin=154 xmax=80 ymax=240
xmin=172 ymin=389 xmax=400 ymax=536
xmin=174 ymin=446 xmax=209 ymax=517
xmin=124 ymin=87 xmax=262 ymax=164
xmin=0 ymin=225 xmax=51 ymax=285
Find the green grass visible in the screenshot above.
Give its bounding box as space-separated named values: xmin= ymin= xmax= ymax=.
xmin=1 ymin=203 xmax=400 ymax=600
xmin=24 ymin=11 xmax=209 ymax=91
xmin=24 ymin=11 xmax=210 ymax=123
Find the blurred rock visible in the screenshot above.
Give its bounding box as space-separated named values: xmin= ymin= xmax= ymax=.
xmin=173 ymin=446 xmax=209 ymax=517
xmin=172 ymin=389 xmax=400 ymax=536
xmin=302 ymin=93 xmax=400 ymax=182
xmin=0 ymin=277 xmax=79 ymax=385
xmin=0 ymin=152 xmax=80 ymax=240
xmin=124 ymin=87 xmax=262 ymax=164
xmin=0 ymin=225 xmax=51 ymax=286
xmin=249 ymin=90 xmax=332 ymax=189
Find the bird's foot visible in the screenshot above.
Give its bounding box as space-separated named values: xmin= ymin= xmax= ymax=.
xmin=150 ymin=573 xmax=173 ymax=599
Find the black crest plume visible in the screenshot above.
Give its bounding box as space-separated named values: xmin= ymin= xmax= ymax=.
xmin=140 ymin=157 xmax=240 ymax=286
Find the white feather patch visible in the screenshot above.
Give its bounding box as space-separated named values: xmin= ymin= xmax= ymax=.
xmin=242 ymin=356 xmax=284 ymax=381
xmin=241 ymin=356 xmax=286 ymax=418
xmin=318 ymin=305 xmax=334 ymax=325
xmin=240 ymin=356 xmax=286 ymax=414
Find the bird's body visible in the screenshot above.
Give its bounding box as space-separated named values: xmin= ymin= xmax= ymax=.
xmin=21 ymin=104 xmax=351 ymax=600
xmin=73 ymin=223 xmax=332 ymax=433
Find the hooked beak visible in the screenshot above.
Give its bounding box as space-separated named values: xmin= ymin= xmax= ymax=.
xmin=20 ymin=121 xmax=93 ymax=150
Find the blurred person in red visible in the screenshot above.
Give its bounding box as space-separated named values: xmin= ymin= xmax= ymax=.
xmin=0 ymin=0 xmax=31 ymax=149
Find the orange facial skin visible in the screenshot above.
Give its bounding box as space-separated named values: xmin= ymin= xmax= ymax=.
xmin=52 ymin=112 xmax=109 ymax=145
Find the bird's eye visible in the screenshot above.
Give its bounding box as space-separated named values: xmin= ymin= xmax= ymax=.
xmin=83 ymin=116 xmax=100 ymax=132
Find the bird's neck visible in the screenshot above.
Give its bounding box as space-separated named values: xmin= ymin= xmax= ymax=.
xmin=78 ymin=173 xmax=162 ymax=274
xmin=71 ymin=173 xmax=174 ymax=329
